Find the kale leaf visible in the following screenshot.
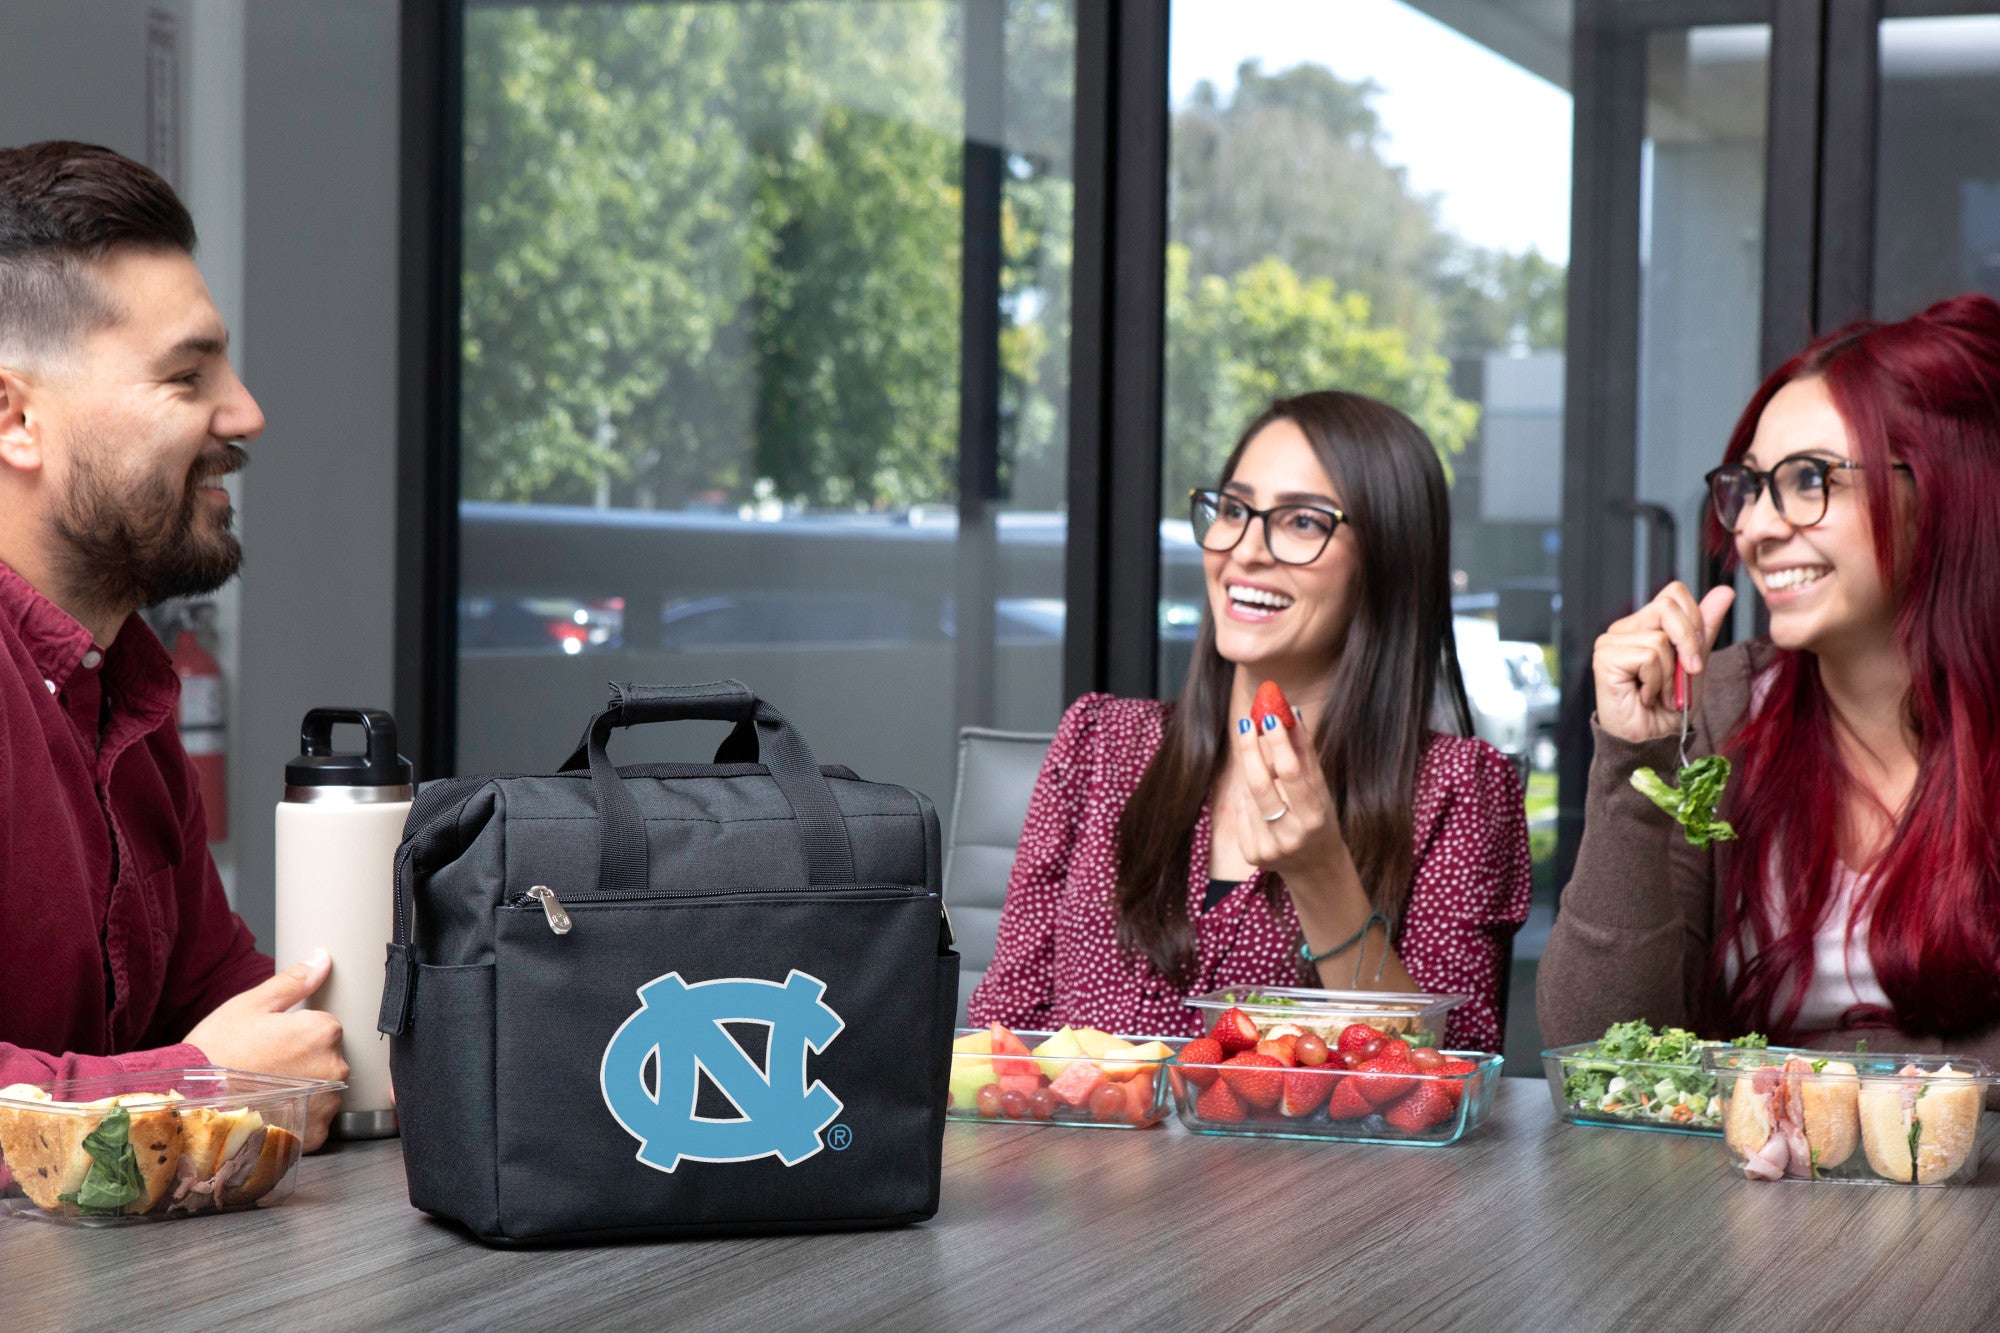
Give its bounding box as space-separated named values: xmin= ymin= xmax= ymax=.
xmin=1631 ymin=755 xmax=1738 ymax=848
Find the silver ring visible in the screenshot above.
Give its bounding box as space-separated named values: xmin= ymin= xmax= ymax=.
xmin=1262 ymin=804 xmax=1289 ymax=823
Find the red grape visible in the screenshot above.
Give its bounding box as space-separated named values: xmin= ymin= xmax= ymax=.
xmin=1000 ymin=1089 xmax=1029 ymax=1119
xmin=1361 ymin=1036 xmax=1386 ymax=1058
xmin=1410 ymin=1047 xmax=1444 ymax=1071
xmin=1088 ymin=1084 xmax=1127 ymax=1121
xmin=1028 ymin=1087 xmax=1059 ymax=1121
xmin=975 ymin=1084 xmax=1003 ymax=1118
xmin=1294 ymin=1033 xmax=1329 ymax=1067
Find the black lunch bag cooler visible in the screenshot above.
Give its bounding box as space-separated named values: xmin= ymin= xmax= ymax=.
xmin=377 ymin=681 xmax=958 ymax=1244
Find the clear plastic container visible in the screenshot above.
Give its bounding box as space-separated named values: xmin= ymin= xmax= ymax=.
xmin=1540 ymin=1041 xmax=1805 ymax=1136
xmin=1183 ymin=986 xmax=1468 ymax=1051
xmin=0 ymin=1067 xmax=344 ymax=1225
xmin=1702 ymin=1049 xmax=1996 ymax=1185
xmin=947 ymin=1027 xmax=1183 ymax=1129
xmin=1166 ymin=1048 xmax=1501 ymax=1145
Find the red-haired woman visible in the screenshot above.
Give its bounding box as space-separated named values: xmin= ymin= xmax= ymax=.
xmin=968 ymin=391 xmax=1532 ymax=1052
xmin=1540 ymin=295 xmax=2000 ymax=1072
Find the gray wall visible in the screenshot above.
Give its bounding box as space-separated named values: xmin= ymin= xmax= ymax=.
xmin=237 ymin=2 xmax=401 ymax=950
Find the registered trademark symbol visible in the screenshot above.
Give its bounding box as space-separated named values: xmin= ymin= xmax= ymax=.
xmin=827 ymin=1123 xmax=852 ymax=1151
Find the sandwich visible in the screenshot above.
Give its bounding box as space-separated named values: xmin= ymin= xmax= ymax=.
xmin=0 ymin=1085 xmax=299 ymax=1217
xmin=1722 ymin=1055 xmax=1860 ymax=1180
xmin=168 ymin=1107 xmax=301 ymax=1214
xmin=1858 ymin=1064 xmax=1981 ymax=1184
xmin=0 ymin=1087 xmax=187 ymax=1214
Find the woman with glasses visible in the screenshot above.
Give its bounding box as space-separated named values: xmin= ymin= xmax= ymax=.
xmin=1540 ymin=295 xmax=2000 ymax=1071
xmin=968 ymin=391 xmax=1532 ymax=1051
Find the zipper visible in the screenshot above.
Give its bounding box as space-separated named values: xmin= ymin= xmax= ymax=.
xmin=523 ymin=885 xmax=572 ymax=934
xmin=505 ymin=884 xmax=939 ymax=937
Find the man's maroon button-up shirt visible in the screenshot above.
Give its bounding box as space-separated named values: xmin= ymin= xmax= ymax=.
xmin=0 ymin=560 xmax=271 ymax=1088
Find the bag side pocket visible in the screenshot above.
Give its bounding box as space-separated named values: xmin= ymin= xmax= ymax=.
xmin=917 ymin=946 xmax=961 ymax=1222
xmin=393 ymin=963 xmax=500 ymax=1239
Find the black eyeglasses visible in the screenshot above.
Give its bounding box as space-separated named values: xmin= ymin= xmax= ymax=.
xmin=1189 ymin=489 xmax=1346 ymax=565
xmin=1704 ymin=454 xmax=1912 ymax=532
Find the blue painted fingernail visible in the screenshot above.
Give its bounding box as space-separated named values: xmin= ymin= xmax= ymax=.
xmin=1238 ymin=718 xmax=1251 ymax=735
xmin=1263 ymin=714 xmax=1278 ymax=732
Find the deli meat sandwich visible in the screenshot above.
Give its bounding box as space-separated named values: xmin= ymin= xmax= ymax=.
xmin=0 ymin=1085 xmax=301 ymax=1217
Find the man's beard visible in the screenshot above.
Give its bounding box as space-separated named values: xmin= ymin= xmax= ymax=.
xmin=50 ymin=440 xmax=247 ymax=612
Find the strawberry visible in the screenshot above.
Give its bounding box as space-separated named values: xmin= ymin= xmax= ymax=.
xmin=1336 ymin=1023 xmax=1383 ymax=1057
xmin=1220 ymin=1052 xmax=1284 ymax=1109
xmin=1435 ymin=1057 xmax=1480 ymax=1108
xmin=1252 ymin=680 xmax=1297 ymax=731
xmin=1375 ymin=1039 xmax=1414 ymax=1066
xmin=1262 ymin=1023 xmax=1305 ymax=1041
xmin=1176 ymin=1037 xmax=1225 ymax=1089
xmin=1354 ymin=1055 xmax=1417 ymax=1107
xmin=1325 ymin=1076 xmax=1373 ymax=1121
xmin=1195 ymin=1076 xmax=1247 ymax=1123
xmin=1211 ymin=1007 xmax=1261 ymax=1054
xmin=1255 ymin=1035 xmax=1298 ymax=1067
xmin=1278 ymin=1065 xmax=1334 ymax=1117
xmin=1384 ymin=1082 xmax=1456 ymax=1132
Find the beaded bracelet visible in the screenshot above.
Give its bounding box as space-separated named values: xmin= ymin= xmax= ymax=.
xmin=1296 ymin=909 xmax=1388 ymax=974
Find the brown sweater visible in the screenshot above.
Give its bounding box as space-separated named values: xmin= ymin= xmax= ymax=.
xmin=1537 ymin=640 xmax=2000 ymax=1091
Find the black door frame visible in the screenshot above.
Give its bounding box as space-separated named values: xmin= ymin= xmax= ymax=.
xmin=1555 ymin=0 xmax=1896 ymax=882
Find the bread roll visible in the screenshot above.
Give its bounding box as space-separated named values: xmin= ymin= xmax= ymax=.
xmin=1723 ymin=1074 xmax=1774 ymax=1160
xmin=1798 ymin=1060 xmax=1859 ymax=1171
xmin=1860 ymin=1066 xmax=1982 ymax=1184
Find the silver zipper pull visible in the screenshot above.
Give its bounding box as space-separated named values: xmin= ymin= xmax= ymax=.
xmin=525 ymin=885 xmax=572 ymax=935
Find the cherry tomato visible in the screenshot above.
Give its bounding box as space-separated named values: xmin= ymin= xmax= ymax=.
xmin=975 ymin=1084 xmax=1003 ymax=1118
xmin=1028 ymin=1087 xmax=1060 ymax=1121
xmin=1410 ymin=1047 xmax=1444 ymax=1071
xmin=1088 ymin=1084 xmax=1128 ymax=1121
xmin=1000 ymin=1089 xmax=1029 ymax=1119
xmin=1294 ymin=1033 xmax=1329 ymax=1067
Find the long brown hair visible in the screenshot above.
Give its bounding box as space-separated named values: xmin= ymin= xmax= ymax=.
xmin=1114 ymin=391 xmax=1473 ymax=987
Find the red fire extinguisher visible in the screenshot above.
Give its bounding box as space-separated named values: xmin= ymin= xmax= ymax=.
xmin=171 ymin=617 xmax=228 ymax=842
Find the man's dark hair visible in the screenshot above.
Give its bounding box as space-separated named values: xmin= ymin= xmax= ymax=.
xmin=0 ymin=141 xmax=196 ymax=363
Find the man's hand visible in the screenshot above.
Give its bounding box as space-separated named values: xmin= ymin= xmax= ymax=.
xmin=185 ymin=951 xmax=348 ymax=1152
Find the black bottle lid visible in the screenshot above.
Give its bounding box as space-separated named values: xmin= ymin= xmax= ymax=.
xmin=285 ymin=707 xmax=413 ymax=789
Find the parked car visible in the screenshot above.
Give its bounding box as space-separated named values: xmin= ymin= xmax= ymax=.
xmin=1454 ymin=616 xmax=1558 ymax=767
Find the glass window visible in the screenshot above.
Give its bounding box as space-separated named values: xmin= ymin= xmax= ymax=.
xmin=1162 ymin=0 xmax=1571 ymax=1059
xmin=454 ymin=2 xmax=1075 ymax=819
xmin=1634 ymin=25 xmax=1770 ymax=642
xmin=1874 ymin=14 xmax=2000 ymax=315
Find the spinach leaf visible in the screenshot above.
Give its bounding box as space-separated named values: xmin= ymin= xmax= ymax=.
xmin=55 ymin=1106 xmax=145 ymax=1215
xmin=1631 ymin=755 xmax=1738 ymax=848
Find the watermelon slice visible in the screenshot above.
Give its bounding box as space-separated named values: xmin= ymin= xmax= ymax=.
xmin=1048 ymin=1059 xmax=1109 ymax=1108
xmin=988 ymin=1023 xmax=1036 ymax=1079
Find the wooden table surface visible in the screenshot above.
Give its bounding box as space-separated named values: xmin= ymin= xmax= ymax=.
xmin=5 ymin=1078 xmax=1997 ymax=1332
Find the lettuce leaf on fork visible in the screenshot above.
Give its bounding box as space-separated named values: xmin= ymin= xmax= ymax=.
xmin=1631 ymin=755 xmax=1737 ymax=849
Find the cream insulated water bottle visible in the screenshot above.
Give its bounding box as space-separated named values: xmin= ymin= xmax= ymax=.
xmin=275 ymin=708 xmax=413 ymax=1139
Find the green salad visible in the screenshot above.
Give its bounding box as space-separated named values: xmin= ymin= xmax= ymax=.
xmin=1558 ymin=1020 xmax=1768 ymax=1131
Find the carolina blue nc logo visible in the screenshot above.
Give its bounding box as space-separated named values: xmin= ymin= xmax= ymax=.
xmin=599 ymin=969 xmax=844 ymax=1173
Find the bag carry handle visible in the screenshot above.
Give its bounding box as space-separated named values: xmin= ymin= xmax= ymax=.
xmin=560 ymin=680 xmax=858 ymax=894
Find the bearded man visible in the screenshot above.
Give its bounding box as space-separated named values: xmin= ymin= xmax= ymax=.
xmin=0 ymin=142 xmax=344 ymax=1148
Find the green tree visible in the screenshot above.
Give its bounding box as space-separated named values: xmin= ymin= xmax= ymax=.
xmin=1164 ymin=245 xmax=1478 ymax=503
xmin=459 ymin=1 xmax=1077 ymax=514
xmin=460 ymin=7 xmax=756 ymax=505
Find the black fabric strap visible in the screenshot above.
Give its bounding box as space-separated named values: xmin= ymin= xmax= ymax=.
xmin=571 ymin=680 xmax=857 ymax=896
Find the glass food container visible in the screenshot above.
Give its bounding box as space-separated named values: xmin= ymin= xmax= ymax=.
xmin=0 ymin=1067 xmax=344 ymax=1225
